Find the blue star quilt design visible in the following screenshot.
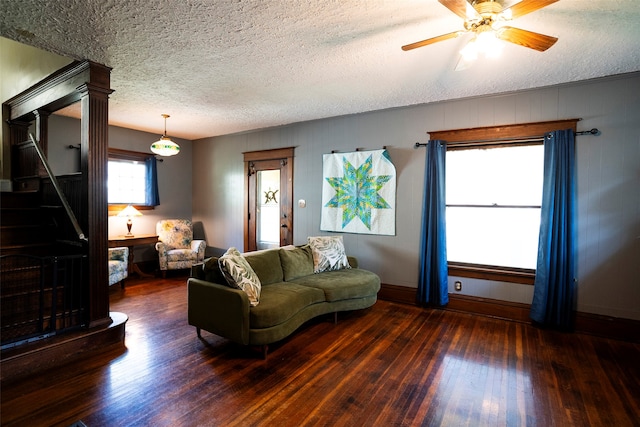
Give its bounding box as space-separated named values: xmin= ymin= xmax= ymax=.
xmin=325 ymin=155 xmax=391 ymax=229
xmin=321 ymin=149 xmax=396 ymax=235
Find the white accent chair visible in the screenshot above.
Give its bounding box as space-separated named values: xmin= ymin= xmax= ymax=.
xmin=155 ymin=219 xmax=206 ymax=277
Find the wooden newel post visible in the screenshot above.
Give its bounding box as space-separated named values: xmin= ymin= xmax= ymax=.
xmin=78 ymin=72 xmax=114 ymax=327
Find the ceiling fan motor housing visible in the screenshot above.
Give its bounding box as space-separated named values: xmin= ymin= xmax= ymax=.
xmin=472 ymin=0 xmax=504 ymax=16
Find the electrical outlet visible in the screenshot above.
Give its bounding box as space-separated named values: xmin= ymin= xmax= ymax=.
xmin=454 ymin=281 xmax=462 ymax=291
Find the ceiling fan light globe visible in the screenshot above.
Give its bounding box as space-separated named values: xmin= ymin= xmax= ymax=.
xmin=477 ymin=31 xmax=504 ymax=58
xmin=460 ymin=39 xmax=479 ymax=61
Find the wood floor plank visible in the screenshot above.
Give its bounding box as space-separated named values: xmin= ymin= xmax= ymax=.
xmin=1 ymin=275 xmax=639 ymax=426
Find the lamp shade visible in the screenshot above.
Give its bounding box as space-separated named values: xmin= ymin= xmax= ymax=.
xmin=150 ymin=137 xmax=180 ymax=156
xmin=117 ymin=204 xmax=143 ymax=218
xmin=118 ymin=204 xmax=143 ymax=237
xmin=151 ymin=113 xmax=180 ymax=156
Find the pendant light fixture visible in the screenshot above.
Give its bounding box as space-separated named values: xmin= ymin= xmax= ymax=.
xmin=150 ymin=114 xmax=180 ymax=156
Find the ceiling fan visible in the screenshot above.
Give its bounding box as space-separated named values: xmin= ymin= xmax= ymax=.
xmin=402 ymin=0 xmax=559 ymax=67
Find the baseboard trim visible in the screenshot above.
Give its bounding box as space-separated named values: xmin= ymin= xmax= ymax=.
xmin=378 ymin=283 xmax=416 ymax=305
xmin=0 ymin=312 xmax=128 ymax=383
xmin=574 ymin=311 xmax=640 ymax=342
xmin=446 ymin=293 xmax=531 ymax=322
xmin=378 ymin=283 xmax=639 ymax=342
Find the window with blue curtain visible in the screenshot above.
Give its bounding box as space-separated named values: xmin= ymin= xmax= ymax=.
xmin=530 ymin=129 xmax=576 ymax=329
xmin=427 ymin=119 xmax=578 ymax=286
xmin=108 ymin=148 xmax=160 ymax=208
xmin=417 ymin=140 xmax=448 ymax=306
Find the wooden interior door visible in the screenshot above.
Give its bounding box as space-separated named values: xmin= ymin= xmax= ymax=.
xmin=244 ymin=148 xmax=294 ymax=252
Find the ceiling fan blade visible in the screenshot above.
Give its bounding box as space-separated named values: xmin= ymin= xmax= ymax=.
xmin=438 ymin=0 xmax=479 ymax=20
xmin=503 ymin=0 xmax=559 ymax=20
xmin=497 ymin=26 xmax=557 ymax=51
xmin=402 ymin=31 xmax=463 ymax=51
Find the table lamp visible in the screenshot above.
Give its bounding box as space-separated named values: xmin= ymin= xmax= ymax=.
xmin=118 ymin=205 xmax=143 ymax=237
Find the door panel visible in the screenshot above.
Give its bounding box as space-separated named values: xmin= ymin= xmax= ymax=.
xmin=257 ymin=169 xmax=280 ymax=250
xmin=244 ymin=148 xmax=294 ymax=252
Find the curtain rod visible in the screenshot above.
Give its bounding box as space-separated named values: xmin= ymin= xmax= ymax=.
xmin=414 ymin=128 xmax=599 ymax=148
xmin=330 ymin=146 xmax=387 ymax=154
xmin=71 ymin=143 xmax=169 ymax=162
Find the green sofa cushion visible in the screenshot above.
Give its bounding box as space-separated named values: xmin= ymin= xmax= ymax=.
xmin=289 ymin=268 xmax=381 ymax=302
xmin=250 ymin=282 xmax=326 ymax=329
xmin=279 ymin=245 xmax=314 ymax=281
xmin=243 ymin=249 xmax=284 ymax=285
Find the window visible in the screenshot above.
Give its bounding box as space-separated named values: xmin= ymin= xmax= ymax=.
xmin=108 ymin=148 xmax=159 ymax=211
xmin=429 ymin=119 xmax=578 ymax=284
xmin=108 ymin=159 xmax=147 ymax=204
xmin=446 ymin=145 xmax=543 ymax=269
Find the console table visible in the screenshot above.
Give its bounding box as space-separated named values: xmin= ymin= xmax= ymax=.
xmin=108 ymin=234 xmax=158 ymax=278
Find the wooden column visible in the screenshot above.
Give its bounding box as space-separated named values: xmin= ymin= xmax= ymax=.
xmin=6 ymin=119 xmax=30 ymax=145
xmin=6 ymin=118 xmax=31 ymax=184
xmin=33 ymin=109 xmax=51 ymax=177
xmin=79 ymin=81 xmax=113 ymax=327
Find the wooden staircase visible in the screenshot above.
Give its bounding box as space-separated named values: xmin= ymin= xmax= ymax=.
xmin=1 ymin=185 xmax=85 ymax=348
xmin=2 ymin=60 xmax=126 ymax=383
xmin=1 ymin=189 xmax=57 ymax=256
xmin=1 ymin=184 xmax=126 ymax=383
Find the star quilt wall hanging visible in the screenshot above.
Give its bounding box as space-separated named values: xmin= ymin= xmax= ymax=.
xmin=321 ymin=149 xmax=396 ymax=235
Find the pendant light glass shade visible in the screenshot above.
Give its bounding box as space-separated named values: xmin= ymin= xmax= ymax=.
xmin=150 ymin=114 xmax=180 ymax=156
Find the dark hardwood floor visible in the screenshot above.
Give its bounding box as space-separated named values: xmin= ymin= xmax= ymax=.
xmin=2 ymin=274 xmax=639 ymax=426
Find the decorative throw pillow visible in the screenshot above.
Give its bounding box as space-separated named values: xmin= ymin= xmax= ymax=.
xmin=307 ymin=236 xmax=351 ymax=273
xmin=218 ymin=247 xmax=261 ymax=306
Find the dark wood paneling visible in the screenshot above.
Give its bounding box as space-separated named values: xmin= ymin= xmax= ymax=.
xmin=5 ymin=61 xmax=112 ymax=121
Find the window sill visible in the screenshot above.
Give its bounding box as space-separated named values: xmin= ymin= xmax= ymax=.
xmin=448 ymin=262 xmax=535 ymax=285
xmin=108 ymin=204 xmax=155 ymax=215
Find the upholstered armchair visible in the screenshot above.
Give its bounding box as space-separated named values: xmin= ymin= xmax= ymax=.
xmin=108 ymin=247 xmax=129 ymax=289
xmin=156 ymin=219 xmax=206 ymax=277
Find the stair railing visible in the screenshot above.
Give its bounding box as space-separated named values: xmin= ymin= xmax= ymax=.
xmin=28 ymin=133 xmax=87 ymax=243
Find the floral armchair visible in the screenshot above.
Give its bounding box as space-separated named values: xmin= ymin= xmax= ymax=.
xmin=156 ymin=219 xmax=206 ymax=277
xmin=108 ymin=246 xmax=129 ymax=289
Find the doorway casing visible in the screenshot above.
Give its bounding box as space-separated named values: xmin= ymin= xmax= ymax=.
xmin=243 ymin=147 xmax=294 ymax=252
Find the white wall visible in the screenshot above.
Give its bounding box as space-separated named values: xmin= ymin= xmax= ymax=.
xmin=48 ymin=115 xmax=193 ymax=262
xmin=193 ymin=72 xmax=640 ymax=321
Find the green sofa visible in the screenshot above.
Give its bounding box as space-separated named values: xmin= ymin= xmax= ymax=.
xmin=188 ymin=245 xmax=380 ymax=357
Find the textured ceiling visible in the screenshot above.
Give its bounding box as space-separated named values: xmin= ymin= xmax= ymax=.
xmin=1 ymin=0 xmax=639 ymax=140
